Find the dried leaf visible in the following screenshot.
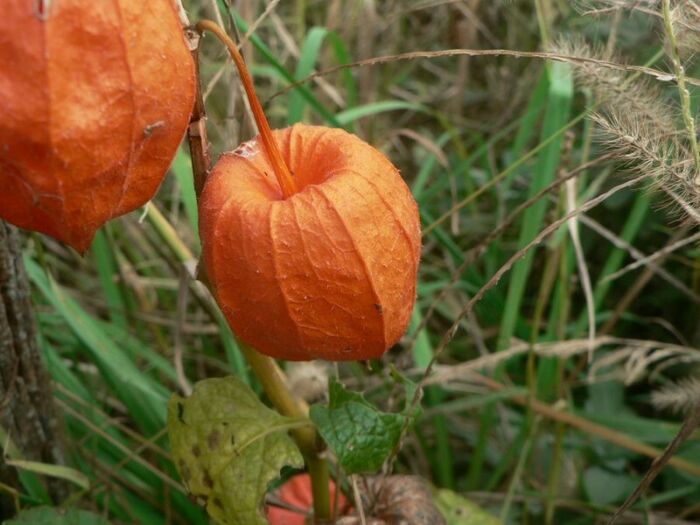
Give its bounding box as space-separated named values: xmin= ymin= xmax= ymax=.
xmin=337 ymin=475 xmax=446 ymax=525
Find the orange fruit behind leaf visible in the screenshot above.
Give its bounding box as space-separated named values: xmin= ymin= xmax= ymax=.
xmin=199 ymin=124 xmax=421 ymax=361
xmin=0 ymin=0 xmax=196 ymax=252
xmin=267 ymin=473 xmax=349 ymax=525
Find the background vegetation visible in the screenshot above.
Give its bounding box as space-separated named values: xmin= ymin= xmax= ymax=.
xmin=10 ymin=0 xmax=700 ymax=523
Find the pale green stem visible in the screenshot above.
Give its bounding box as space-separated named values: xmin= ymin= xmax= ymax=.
xmin=661 ymin=0 xmax=700 ymax=184
xmin=535 ymin=0 xmax=552 ymax=51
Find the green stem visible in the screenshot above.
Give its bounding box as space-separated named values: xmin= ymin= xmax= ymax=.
xmin=544 ymin=421 xmax=566 ymax=525
xmin=534 ymin=0 xmax=552 ymax=51
xmin=661 ymin=0 xmax=700 ymax=182
xmin=239 ymin=348 xmax=332 ymax=521
xmin=307 ymin=455 xmax=332 ymax=522
xmin=236 ymin=347 xmax=332 ymax=521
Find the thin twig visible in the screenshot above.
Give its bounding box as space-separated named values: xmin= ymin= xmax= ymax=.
xmin=267 ymin=48 xmax=700 ymax=103
xmin=566 ymin=177 xmax=596 ymax=359
xmin=472 ymin=374 xmax=700 ymax=479
xmin=579 ymin=215 xmax=700 ymax=303
xmin=597 ymin=223 xmax=693 ymax=335
xmin=351 ymin=475 xmax=367 ymax=525
xmin=405 ymin=154 xmax=612 ymax=354
xmin=608 ymin=400 xmax=700 ymax=523
xmin=424 ymin=335 xmax=700 ymax=386
xmin=601 ymin=230 xmax=700 ymax=284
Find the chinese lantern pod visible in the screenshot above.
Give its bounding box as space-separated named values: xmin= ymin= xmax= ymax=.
xmin=267 ymin=473 xmax=349 ymax=525
xmin=0 ymin=0 xmax=196 ymax=252
xmin=200 ymin=124 xmax=422 ymax=362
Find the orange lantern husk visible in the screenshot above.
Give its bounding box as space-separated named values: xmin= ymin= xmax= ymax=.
xmin=0 ymin=0 xmax=196 ymax=252
xmin=267 ymin=473 xmax=350 ymax=525
xmin=199 ymin=124 xmax=421 ymax=361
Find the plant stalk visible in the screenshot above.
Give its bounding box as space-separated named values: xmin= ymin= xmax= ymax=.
xmin=240 ymin=346 xmax=332 ymax=521
xmin=195 ymin=19 xmax=298 ymax=198
xmin=180 ymin=19 xmax=331 ymax=522
xmin=661 ymin=0 xmax=700 ymax=184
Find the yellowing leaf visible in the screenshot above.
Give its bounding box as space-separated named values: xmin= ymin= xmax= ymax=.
xmin=434 ymin=489 xmax=502 ymax=525
xmin=168 ymin=377 xmax=304 ymax=525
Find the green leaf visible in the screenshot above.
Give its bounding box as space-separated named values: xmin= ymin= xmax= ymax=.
xmin=168 ymin=377 xmax=304 ymax=525
xmin=2 ymin=507 xmax=111 ymax=525
xmin=433 ymin=489 xmax=502 ymax=525
xmin=90 ymin=228 xmax=127 ymax=328
xmin=310 ymin=378 xmax=420 ymax=474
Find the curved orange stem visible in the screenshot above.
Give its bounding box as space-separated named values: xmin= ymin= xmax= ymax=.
xmin=196 ymin=20 xmax=297 ymax=199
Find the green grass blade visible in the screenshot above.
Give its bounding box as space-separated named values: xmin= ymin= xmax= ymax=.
xmin=467 ymin=63 xmax=573 ymax=490
xmin=25 ymin=257 xmax=168 ymax=435
xmin=171 ymin=148 xmax=200 ymax=248
xmin=409 ymin=309 xmax=454 ymax=488
xmin=91 ymin=228 xmax=127 ymax=328
xmin=503 ymin=70 xmax=550 ymax=191
xmin=289 ymin=27 xmax=357 ymax=127
xmin=335 ymin=101 xmax=429 ymax=127
xmin=4 ymin=459 xmax=90 ymax=490
xmin=496 ymin=62 xmax=574 ymax=351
